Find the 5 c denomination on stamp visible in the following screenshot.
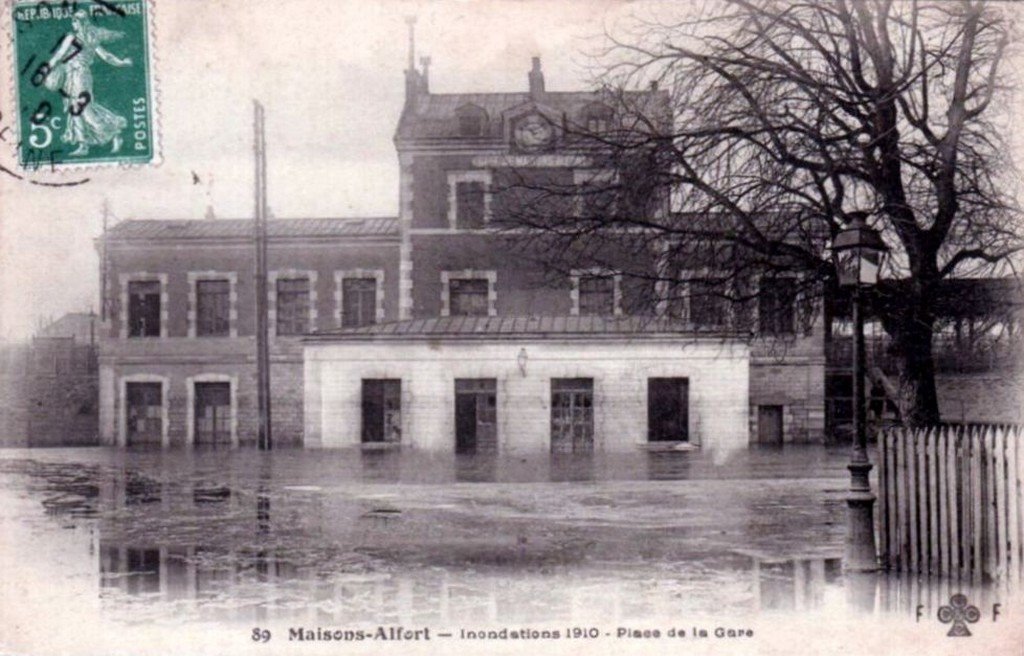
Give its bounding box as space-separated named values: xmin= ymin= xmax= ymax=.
xmin=11 ymin=0 xmax=155 ymax=169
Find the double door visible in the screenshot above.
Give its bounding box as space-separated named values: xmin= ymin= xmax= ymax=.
xmin=551 ymin=378 xmax=594 ymax=454
xmin=126 ymin=382 xmax=162 ymax=445
xmin=194 ymin=382 xmax=231 ymax=445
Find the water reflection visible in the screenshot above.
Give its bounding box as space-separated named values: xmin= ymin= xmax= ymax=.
xmin=0 ymin=446 xmax=1012 ymax=627
xmin=748 ymin=553 xmax=843 ymax=612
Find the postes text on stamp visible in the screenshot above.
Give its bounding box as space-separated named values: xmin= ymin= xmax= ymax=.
xmin=12 ymin=0 xmax=154 ymax=169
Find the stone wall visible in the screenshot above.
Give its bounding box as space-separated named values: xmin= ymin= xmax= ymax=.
xmin=0 ymin=346 xmax=30 ymax=447
xmin=936 ymin=371 xmax=1024 ymax=425
xmin=0 ymin=342 xmax=98 ymax=447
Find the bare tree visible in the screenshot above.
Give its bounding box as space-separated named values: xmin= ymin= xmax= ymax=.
xmin=493 ymin=0 xmax=1022 ymax=427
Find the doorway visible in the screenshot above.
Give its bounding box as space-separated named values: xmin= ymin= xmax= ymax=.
xmin=454 ymin=379 xmax=497 ymax=454
xmin=125 ymin=382 xmax=162 ymax=445
xmin=362 ymin=379 xmax=401 ymax=443
xmin=550 ymin=378 xmax=594 ymax=454
xmin=647 ymin=377 xmax=689 ymax=442
xmin=194 ymin=382 xmax=231 ymax=445
xmin=757 ymin=405 xmax=784 ymax=445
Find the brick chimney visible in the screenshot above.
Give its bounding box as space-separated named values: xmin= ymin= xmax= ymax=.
xmin=528 ymin=56 xmax=545 ymax=97
xmin=404 ymin=17 xmax=423 ymax=108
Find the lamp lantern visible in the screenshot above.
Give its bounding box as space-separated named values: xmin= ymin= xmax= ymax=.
xmin=517 ymin=347 xmax=528 ymax=376
xmin=832 ymin=213 xmax=888 ymax=288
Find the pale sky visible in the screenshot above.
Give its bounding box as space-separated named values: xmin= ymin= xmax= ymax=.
xmin=0 ymin=0 xmax=631 ymax=339
xmin=1 ymin=0 xmax=1022 ymax=339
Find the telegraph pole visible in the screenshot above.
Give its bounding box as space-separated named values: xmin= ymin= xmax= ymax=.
xmin=254 ymin=101 xmax=272 ymax=450
xmin=99 ymin=200 xmax=109 ymax=322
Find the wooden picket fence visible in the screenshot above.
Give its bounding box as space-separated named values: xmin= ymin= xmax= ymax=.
xmin=879 ymin=425 xmax=1023 ymax=584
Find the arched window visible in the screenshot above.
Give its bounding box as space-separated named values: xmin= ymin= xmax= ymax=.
xmin=455 ymin=104 xmax=488 ymax=137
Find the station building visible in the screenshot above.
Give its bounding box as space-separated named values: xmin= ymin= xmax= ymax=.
xmin=98 ymin=56 xmax=825 ymax=452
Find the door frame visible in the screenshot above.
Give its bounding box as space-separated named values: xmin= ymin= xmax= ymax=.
xmin=454 ymin=378 xmax=498 ymax=454
xmin=187 ymin=374 xmax=238 ymax=447
xmin=118 ymin=374 xmax=169 ymax=447
xmin=361 ymin=378 xmax=402 ymax=443
xmin=756 ymin=404 xmax=785 ymax=445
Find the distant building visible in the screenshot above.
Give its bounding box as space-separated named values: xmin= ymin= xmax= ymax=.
xmin=0 ymin=312 xmax=99 ymax=447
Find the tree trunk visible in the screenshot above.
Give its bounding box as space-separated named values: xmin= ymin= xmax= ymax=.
xmin=887 ymin=309 xmax=942 ymax=427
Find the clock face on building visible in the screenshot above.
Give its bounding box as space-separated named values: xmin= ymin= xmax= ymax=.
xmin=513 ymin=114 xmax=555 ymax=150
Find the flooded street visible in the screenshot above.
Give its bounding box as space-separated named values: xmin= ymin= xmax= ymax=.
xmin=0 ymin=445 xmax=1018 ymax=654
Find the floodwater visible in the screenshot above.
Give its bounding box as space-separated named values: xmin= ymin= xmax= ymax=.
xmin=0 ymin=445 xmax=1017 ymax=654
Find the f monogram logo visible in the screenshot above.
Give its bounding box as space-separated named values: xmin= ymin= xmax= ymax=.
xmin=938 ymin=594 xmax=981 ymax=636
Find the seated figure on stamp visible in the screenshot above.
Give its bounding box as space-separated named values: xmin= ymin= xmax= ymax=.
xmin=45 ymin=10 xmax=133 ymax=157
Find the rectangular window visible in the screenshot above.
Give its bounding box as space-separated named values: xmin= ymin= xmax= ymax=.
xmin=759 ymin=278 xmax=796 ymax=335
xmin=127 ymin=281 xmax=161 ymax=338
xmin=196 ymin=279 xmax=230 ymax=337
xmin=449 ymin=278 xmax=490 ymax=316
xmin=648 ymin=378 xmax=689 ymax=442
xmin=550 ymin=378 xmax=594 ymax=454
xmin=455 ymin=181 xmax=486 ymax=229
xmin=576 ymin=171 xmax=616 ymax=219
xmin=362 ymin=379 xmax=401 ymax=443
xmin=342 ymin=278 xmax=378 ymax=328
xmin=276 ymin=277 xmax=310 ymax=335
xmin=578 ymin=275 xmax=615 ymax=315
xmin=689 ymin=279 xmax=728 ymax=327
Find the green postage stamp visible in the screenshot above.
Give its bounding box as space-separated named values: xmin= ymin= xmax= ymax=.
xmin=11 ymin=0 xmax=155 ymax=168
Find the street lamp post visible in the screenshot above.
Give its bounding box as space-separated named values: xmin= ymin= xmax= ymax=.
xmin=832 ymin=213 xmax=888 ymax=572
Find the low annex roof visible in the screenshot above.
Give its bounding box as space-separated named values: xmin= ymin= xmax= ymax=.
xmin=310 ymin=315 xmax=742 ymax=341
xmin=105 ymin=217 xmax=399 ymax=241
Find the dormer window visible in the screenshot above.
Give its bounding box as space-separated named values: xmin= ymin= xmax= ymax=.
xmin=581 ymin=102 xmax=614 ymax=137
xmin=459 ymin=114 xmax=482 ymax=136
xmin=456 ymin=104 xmax=487 ymax=137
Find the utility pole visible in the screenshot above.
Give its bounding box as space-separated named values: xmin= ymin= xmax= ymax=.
xmin=254 ymin=101 xmax=272 ymax=450
xmin=99 ymin=200 xmax=109 ymax=323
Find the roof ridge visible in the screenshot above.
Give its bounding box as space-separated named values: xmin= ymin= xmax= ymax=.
xmin=106 ymin=216 xmax=400 ymax=240
xmin=114 ymin=216 xmax=397 ymax=223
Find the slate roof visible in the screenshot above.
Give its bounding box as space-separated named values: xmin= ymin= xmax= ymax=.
xmin=311 ymin=315 xmax=739 ymax=341
xmin=106 ymin=217 xmax=398 ymax=241
xmin=396 ymin=90 xmax=671 ymax=141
